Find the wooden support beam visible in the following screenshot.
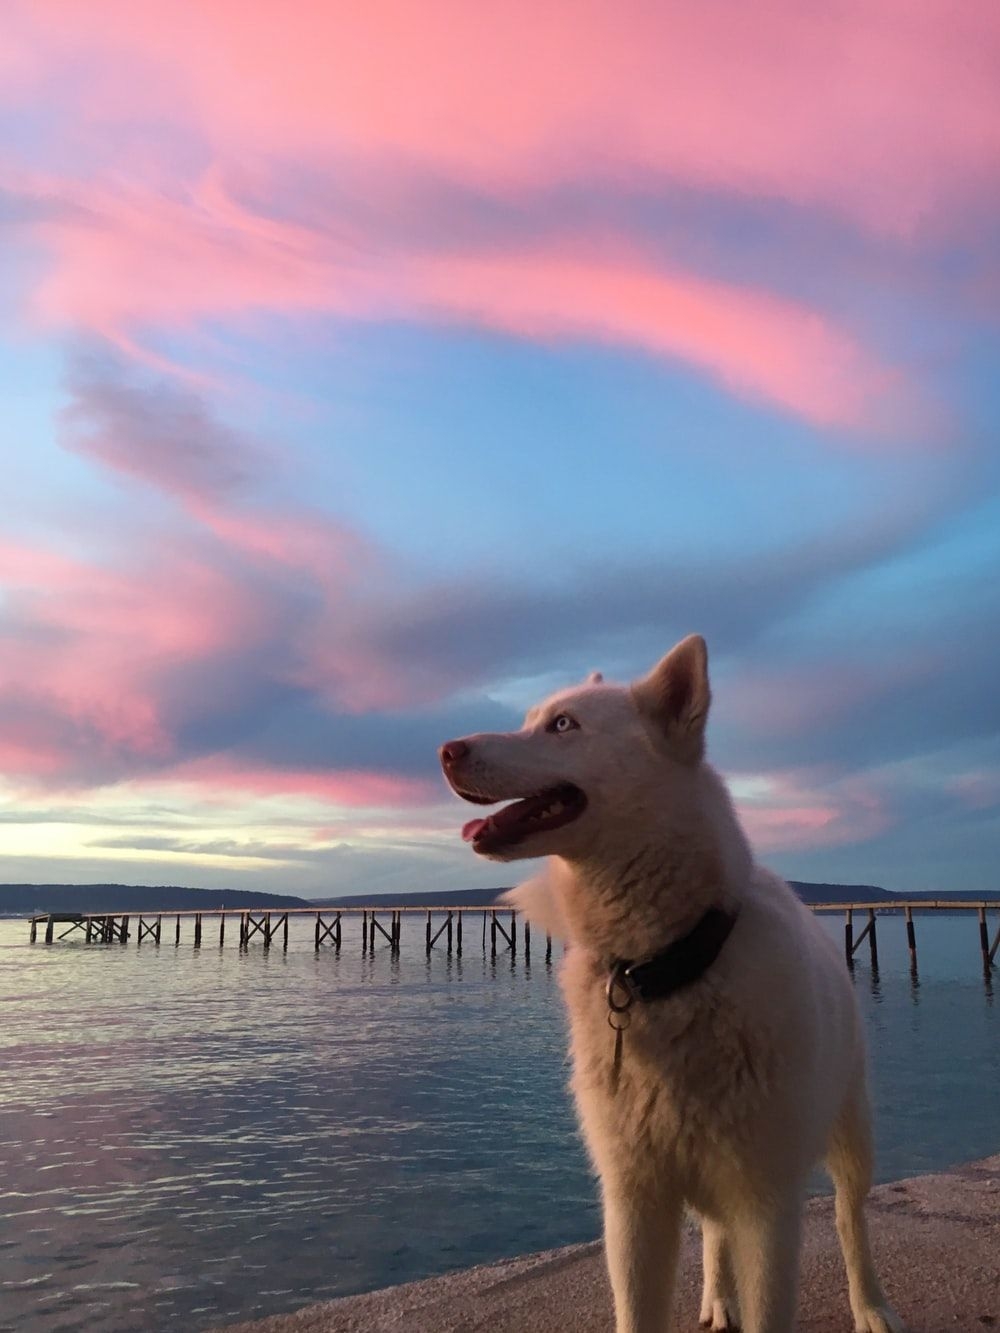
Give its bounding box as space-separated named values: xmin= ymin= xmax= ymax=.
xmin=427 ymin=913 xmax=451 ymax=952
xmin=219 ymin=913 xmax=225 ymax=948
xmin=546 ymin=932 xmax=552 ymax=964
xmin=175 ymin=914 xmax=181 ymax=946
xmin=490 ymin=910 xmax=497 ymax=958
xmin=850 ymin=915 xmax=874 ymax=958
xmin=868 ymin=908 xmax=879 ymax=970
xmin=524 ymin=918 xmax=531 ymax=959
xmin=456 ymin=911 xmax=463 ymax=957
xmin=194 ymin=913 xmax=203 ymax=948
xmin=244 ymin=913 xmax=266 ymax=943
xmin=493 ymin=912 xmax=513 ymax=951
xmin=314 ymin=911 xmax=342 ymax=949
xmin=844 ymin=908 xmax=853 ymax=964
xmin=989 ymin=916 xmax=1000 ymax=966
xmin=369 ymin=912 xmax=394 ymax=948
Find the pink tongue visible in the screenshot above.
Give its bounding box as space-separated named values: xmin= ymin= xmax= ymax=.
xmin=462 ymin=818 xmax=487 ymax=843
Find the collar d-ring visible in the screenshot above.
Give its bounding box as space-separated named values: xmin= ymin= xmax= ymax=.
xmin=606 ymin=960 xmax=637 ymax=1014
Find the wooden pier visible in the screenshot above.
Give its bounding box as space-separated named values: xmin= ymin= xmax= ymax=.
xmin=26 ymin=905 xmax=543 ymax=960
xmin=816 ymin=901 xmax=1000 ymax=976
xmin=26 ymin=900 xmax=1000 ymax=975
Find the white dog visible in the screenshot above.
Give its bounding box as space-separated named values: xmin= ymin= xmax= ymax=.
xmin=440 ymin=635 xmax=903 ymax=1333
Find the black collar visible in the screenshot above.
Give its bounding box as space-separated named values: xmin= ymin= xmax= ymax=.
xmin=607 ymin=905 xmax=739 ymax=1008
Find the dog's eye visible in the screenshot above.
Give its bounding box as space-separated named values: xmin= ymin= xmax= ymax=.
xmin=547 ymin=713 xmax=578 ymax=734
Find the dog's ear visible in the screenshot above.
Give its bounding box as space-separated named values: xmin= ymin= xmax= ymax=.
xmin=631 ymin=635 xmax=710 ymax=762
xmin=587 ymin=670 xmax=604 ymax=685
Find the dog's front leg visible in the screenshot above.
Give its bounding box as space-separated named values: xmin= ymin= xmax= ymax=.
xmin=601 ymin=1172 xmax=683 ymax=1333
xmin=727 ymin=1196 xmax=803 ymax=1333
xmin=699 ymin=1218 xmax=739 ymax=1330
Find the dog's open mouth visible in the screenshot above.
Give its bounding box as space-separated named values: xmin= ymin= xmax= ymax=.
xmin=458 ymin=783 xmax=587 ymax=852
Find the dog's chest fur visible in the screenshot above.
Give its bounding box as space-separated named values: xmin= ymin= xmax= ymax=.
xmin=561 ymin=946 xmax=778 ymax=1205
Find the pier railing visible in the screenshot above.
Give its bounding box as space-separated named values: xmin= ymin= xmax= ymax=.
xmin=25 ymin=900 xmax=1000 ymax=975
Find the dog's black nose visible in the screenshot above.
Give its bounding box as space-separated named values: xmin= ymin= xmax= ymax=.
xmin=440 ymin=739 xmax=469 ymax=766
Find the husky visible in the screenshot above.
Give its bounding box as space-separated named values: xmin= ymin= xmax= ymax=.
xmin=439 ymin=635 xmax=904 ymax=1333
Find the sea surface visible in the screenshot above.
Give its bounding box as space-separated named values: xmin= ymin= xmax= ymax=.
xmin=1 ymin=910 xmax=997 ymax=1332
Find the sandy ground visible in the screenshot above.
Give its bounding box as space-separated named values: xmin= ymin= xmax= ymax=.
xmin=222 ymin=1156 xmax=999 ymax=1333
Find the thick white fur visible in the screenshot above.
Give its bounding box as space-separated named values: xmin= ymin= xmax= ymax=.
xmin=445 ymin=637 xmax=903 ymax=1333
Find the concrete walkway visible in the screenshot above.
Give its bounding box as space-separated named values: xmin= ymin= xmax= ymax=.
xmin=224 ymin=1156 xmax=999 ymax=1332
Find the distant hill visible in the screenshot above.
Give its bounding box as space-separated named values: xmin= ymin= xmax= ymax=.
xmin=0 ymin=884 xmax=311 ymax=916
xmin=316 ymin=882 xmax=1000 ymax=909
xmin=4 ymin=880 xmax=997 ymax=920
xmin=788 ymin=883 xmax=1000 ymax=906
xmin=315 ymin=887 xmax=511 ymax=908
xmin=789 ymin=882 xmax=895 ymax=903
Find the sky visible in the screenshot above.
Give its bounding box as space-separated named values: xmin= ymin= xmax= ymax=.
xmin=1 ymin=1 xmax=999 ymax=899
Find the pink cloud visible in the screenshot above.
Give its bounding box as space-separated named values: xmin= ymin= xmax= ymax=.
xmin=733 ymin=769 xmax=892 ymax=853
xmin=11 ymin=1 xmax=998 ymax=236
xmin=407 ymin=249 xmax=895 ymax=429
xmin=0 ymin=377 xmax=441 ymax=793
xmin=0 ymin=528 xmax=434 ymax=799
xmin=13 ymin=171 xmax=344 ymax=336
xmin=0 ymin=536 xmax=265 ymax=762
xmin=6 ymin=169 xmax=907 ymax=431
xmin=718 ymin=651 xmax=942 ymax=740
xmin=945 ymin=771 xmax=1000 ymax=812
xmin=161 ymin=759 xmax=437 ymax=809
xmin=61 ymin=362 xmax=375 ymax=581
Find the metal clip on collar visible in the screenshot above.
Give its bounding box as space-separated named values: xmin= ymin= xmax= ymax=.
xmin=606 ymin=960 xmax=637 ymax=1021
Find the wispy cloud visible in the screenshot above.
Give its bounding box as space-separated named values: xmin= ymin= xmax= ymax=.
xmin=2 ymin=169 xmax=912 ymax=431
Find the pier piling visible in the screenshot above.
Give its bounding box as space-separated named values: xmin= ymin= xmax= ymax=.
xmin=905 ymin=905 xmax=917 ymax=970
xmin=979 ymin=907 xmax=992 ymax=973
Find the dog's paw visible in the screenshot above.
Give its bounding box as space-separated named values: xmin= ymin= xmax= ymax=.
xmin=853 ymin=1305 xmax=905 ymax=1333
xmin=699 ymin=1299 xmax=740 ymax=1331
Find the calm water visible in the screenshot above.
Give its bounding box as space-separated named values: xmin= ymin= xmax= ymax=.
xmin=1 ymin=912 xmax=997 ymax=1332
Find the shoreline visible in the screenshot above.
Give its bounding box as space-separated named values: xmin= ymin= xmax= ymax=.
xmin=222 ymin=1154 xmax=1000 ymax=1332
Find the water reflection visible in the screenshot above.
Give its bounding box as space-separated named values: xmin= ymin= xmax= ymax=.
xmin=1 ymin=914 xmax=997 ymax=1332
